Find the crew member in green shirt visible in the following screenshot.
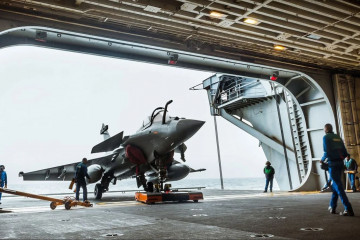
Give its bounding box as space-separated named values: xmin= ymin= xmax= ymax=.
xmin=263 ymin=161 xmax=275 ymax=193
xmin=344 ymin=154 xmax=358 ymax=192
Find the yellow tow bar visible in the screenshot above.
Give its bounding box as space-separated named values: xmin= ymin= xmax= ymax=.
xmin=0 ymin=187 xmax=93 ymax=210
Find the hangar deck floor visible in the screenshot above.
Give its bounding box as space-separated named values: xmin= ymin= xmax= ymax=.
xmin=0 ymin=189 xmax=359 ymax=239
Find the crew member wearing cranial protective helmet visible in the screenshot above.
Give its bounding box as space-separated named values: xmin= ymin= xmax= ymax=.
xmin=0 ymin=165 xmax=7 ymax=204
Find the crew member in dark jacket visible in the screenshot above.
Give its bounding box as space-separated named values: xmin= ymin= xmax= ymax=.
xmin=75 ymin=158 xmax=91 ymax=202
xmin=263 ymin=161 xmax=275 ymax=193
xmin=344 ymin=154 xmax=358 ymax=192
xmin=321 ymin=123 xmax=354 ymax=216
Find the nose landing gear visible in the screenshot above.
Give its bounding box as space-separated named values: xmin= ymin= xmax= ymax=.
xmin=154 ymin=150 xmax=174 ymax=191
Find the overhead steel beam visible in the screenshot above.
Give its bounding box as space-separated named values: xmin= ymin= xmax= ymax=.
xmin=1 ymin=0 xmax=360 ymax=71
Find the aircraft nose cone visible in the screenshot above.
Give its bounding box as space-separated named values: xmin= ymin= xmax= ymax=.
xmin=176 ymin=119 xmax=205 ymax=141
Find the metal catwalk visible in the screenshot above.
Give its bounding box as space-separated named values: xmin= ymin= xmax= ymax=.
xmin=203 ymin=74 xmax=335 ymax=191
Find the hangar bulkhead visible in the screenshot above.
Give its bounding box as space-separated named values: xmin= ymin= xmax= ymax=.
xmin=1 ymin=0 xmax=360 ymax=191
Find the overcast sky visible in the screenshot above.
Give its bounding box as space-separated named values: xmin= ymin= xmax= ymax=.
xmin=0 ymin=46 xmax=266 ymax=184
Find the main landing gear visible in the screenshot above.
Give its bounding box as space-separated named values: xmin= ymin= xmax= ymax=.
xmin=94 ymin=172 xmax=114 ymax=200
xmin=94 ymin=183 xmax=103 ymax=200
xmin=136 ymin=174 xmax=148 ymax=191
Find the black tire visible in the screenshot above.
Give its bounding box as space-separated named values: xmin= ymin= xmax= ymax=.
xmin=193 ymin=200 xmax=199 ymax=203
xmin=94 ymin=183 xmax=103 ymax=200
xmin=147 ymin=182 xmax=154 ymax=192
xmin=50 ymin=202 xmax=57 ymax=210
xmin=65 ymin=201 xmax=71 ymax=210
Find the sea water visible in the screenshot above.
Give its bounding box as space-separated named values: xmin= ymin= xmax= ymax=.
xmin=5 ymin=178 xmax=279 ymax=196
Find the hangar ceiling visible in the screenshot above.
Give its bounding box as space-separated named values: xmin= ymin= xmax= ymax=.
xmin=1 ymin=0 xmax=360 ymax=71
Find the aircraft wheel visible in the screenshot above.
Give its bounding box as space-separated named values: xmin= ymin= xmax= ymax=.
xmin=193 ymin=200 xmax=199 ymax=203
xmin=50 ymin=202 xmax=57 ymax=210
xmin=65 ymin=201 xmax=72 ymax=210
xmin=94 ymin=183 xmax=103 ymax=200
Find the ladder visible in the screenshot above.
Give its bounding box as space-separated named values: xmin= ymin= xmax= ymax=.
xmin=285 ymin=91 xmax=308 ymax=182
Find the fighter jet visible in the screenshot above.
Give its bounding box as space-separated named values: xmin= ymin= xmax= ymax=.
xmin=19 ymin=101 xmax=205 ymax=199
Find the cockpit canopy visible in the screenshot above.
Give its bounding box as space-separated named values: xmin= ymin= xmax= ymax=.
xmin=141 ymin=109 xmax=171 ymax=129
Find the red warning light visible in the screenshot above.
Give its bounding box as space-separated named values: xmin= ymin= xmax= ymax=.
xmin=168 ymin=53 xmax=178 ymax=65
xmin=270 ymin=71 xmax=279 ymax=81
xmin=35 ymin=38 xmax=47 ymax=43
xmin=35 ymin=31 xmax=47 ymax=43
xmin=270 ymin=75 xmax=277 ymax=81
xmin=168 ymin=60 xmax=177 ymax=65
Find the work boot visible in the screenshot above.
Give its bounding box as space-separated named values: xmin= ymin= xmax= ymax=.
xmin=321 ymin=186 xmax=329 ymax=191
xmin=263 ymin=190 xmax=267 ymax=193
xmin=328 ymin=207 xmax=337 ymax=214
xmin=340 ymin=209 xmax=355 ymax=216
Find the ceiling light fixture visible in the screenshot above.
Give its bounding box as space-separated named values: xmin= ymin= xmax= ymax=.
xmin=209 ymin=11 xmax=224 ymax=18
xmin=274 ymin=45 xmax=287 ymax=51
xmin=243 ymin=18 xmax=259 ymax=25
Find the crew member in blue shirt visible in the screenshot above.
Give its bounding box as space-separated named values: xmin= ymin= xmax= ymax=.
xmin=321 ymin=123 xmax=354 ymax=216
xmin=75 ymin=158 xmax=91 ymax=202
xmin=344 ymin=154 xmax=358 ymax=192
xmin=0 ymin=165 xmax=7 ymax=204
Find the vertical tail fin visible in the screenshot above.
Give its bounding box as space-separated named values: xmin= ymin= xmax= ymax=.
xmin=100 ymin=123 xmax=110 ymax=141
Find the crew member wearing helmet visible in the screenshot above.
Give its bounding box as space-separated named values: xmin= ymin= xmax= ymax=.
xmin=263 ymin=161 xmax=275 ymax=193
xmin=0 ymin=165 xmax=7 ymax=204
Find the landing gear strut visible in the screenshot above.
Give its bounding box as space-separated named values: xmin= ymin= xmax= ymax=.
xmin=136 ymin=174 xmax=148 ymax=191
xmin=155 ymin=155 xmax=168 ymax=191
xmin=94 ymin=172 xmax=114 ymax=200
xmin=147 ymin=182 xmax=154 ymax=192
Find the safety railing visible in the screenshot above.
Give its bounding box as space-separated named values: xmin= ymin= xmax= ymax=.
xmin=219 ymin=81 xmax=265 ymax=104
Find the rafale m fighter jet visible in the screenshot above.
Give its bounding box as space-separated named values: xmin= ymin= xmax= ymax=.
xmin=19 ymin=101 xmax=205 ymax=199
